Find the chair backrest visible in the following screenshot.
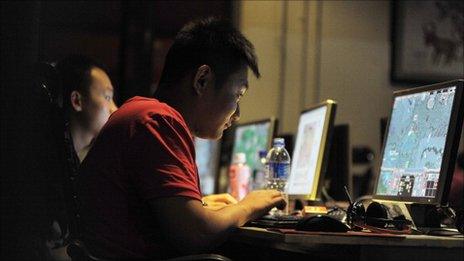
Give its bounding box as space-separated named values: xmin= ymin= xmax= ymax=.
xmin=35 ymin=62 xmax=59 ymax=99
xmin=33 ymin=62 xmax=102 ymax=261
xmin=67 ymin=239 xmax=107 ymax=261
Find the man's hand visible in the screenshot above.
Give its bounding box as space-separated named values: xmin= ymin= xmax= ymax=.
xmin=238 ymin=190 xmax=287 ymax=221
xmin=202 ymin=193 xmax=238 ymax=210
xmin=150 ymin=190 xmax=286 ymax=254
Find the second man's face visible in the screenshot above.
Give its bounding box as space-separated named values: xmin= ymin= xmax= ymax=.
xmin=81 ymin=67 xmax=118 ymax=136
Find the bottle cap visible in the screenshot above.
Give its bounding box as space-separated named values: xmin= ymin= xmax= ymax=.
xmin=258 ymin=150 xmax=268 ymax=158
xmin=232 ymin=152 xmax=247 ymax=164
xmin=273 ymin=137 xmax=285 ymax=146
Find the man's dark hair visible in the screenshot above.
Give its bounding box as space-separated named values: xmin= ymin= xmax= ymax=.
xmin=157 ymin=17 xmax=260 ymax=91
xmin=55 ymin=54 xmax=108 ymax=111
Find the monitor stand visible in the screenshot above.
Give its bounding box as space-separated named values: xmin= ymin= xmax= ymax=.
xmin=404 ymin=203 xmax=461 ymax=236
xmin=407 ymin=204 xmax=441 ymax=228
xmin=381 ymin=202 xmax=441 ymax=229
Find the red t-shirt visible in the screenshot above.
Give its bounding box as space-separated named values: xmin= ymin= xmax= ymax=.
xmin=78 ymin=96 xmax=202 ymax=259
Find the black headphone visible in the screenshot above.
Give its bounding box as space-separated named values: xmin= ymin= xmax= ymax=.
xmin=343 ymin=187 xmax=413 ymax=233
xmin=346 ymin=200 xmax=413 ymax=232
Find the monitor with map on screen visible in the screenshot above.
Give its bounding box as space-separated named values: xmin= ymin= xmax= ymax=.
xmin=286 ymin=100 xmax=337 ymax=201
xmin=195 ymin=138 xmax=221 ymax=195
xmin=231 ymin=118 xmax=277 ymax=175
xmin=374 ymin=80 xmax=464 ymax=205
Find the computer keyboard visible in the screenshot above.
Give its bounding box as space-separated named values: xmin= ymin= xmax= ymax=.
xmin=246 ymin=214 xmax=303 ymax=229
xmin=246 ymin=209 xmax=346 ymax=229
xmin=260 ymin=214 xmax=303 ymax=221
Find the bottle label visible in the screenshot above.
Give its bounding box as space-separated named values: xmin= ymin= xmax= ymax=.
xmin=268 ymin=162 xmax=290 ymax=179
xmin=229 ymin=165 xmax=251 ymax=200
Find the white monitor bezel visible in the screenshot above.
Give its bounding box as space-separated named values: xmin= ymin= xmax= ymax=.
xmin=287 ymin=100 xmax=337 ymax=201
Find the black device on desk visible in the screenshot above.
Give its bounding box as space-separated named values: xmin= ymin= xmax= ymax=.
xmin=247 ymin=214 xmax=302 ymax=229
xmin=296 ymin=215 xmax=350 ymax=232
xmin=371 ymin=80 xmax=464 ymax=234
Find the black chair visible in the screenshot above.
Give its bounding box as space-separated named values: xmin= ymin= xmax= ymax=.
xmin=67 ymin=239 xmax=232 ymax=261
xmin=67 ymin=239 xmax=102 ymax=261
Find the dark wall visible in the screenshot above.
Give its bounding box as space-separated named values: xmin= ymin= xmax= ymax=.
xmin=33 ymin=0 xmax=232 ymax=104
xmin=1 ymin=2 xmax=44 ymax=259
xmin=1 ymin=1 xmax=232 ymax=258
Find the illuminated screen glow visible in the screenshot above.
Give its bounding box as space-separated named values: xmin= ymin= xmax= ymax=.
xmin=231 ymin=121 xmax=272 ymax=171
xmin=287 ymin=106 xmax=328 ymax=195
xmin=376 ymin=86 xmax=456 ymax=200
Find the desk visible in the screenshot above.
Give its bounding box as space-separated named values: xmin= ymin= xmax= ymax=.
xmin=224 ymin=227 xmax=464 ymax=261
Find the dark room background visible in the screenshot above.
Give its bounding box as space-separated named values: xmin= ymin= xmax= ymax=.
xmin=37 ymin=0 xmax=233 ymax=103
xmin=1 ymin=1 xmax=233 ymax=257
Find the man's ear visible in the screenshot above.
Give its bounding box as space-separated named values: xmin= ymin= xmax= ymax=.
xmin=70 ymin=90 xmax=83 ymax=112
xmin=193 ymin=65 xmax=213 ymax=95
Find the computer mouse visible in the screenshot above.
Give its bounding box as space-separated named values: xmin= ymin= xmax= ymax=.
xmin=295 ymin=215 xmax=350 ymax=232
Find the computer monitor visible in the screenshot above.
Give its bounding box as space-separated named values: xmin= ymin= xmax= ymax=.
xmin=231 ymin=118 xmax=277 ymax=172
xmin=324 ymin=124 xmax=351 ymax=201
xmin=195 ymin=138 xmax=221 ymax=195
xmin=374 ymin=80 xmax=464 ymax=205
xmin=286 ymin=100 xmax=337 ymax=201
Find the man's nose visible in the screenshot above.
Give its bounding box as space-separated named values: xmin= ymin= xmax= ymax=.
xmin=231 ymin=104 xmax=240 ymax=123
xmin=109 ymin=100 xmax=118 ymax=114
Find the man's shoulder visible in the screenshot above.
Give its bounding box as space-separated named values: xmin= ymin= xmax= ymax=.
xmin=116 ymin=96 xmax=183 ymax=123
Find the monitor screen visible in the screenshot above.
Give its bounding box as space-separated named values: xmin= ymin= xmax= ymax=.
xmin=195 ymin=138 xmax=220 ymax=195
xmin=231 ymin=119 xmax=276 ymax=172
xmin=374 ymin=80 xmax=464 ymax=204
xmin=286 ymin=100 xmax=337 ymax=200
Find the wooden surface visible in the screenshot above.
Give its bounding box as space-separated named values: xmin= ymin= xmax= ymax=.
xmin=225 ymin=226 xmax=464 ymax=261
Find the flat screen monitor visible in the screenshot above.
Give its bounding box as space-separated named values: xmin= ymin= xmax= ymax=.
xmin=286 ymin=100 xmax=337 ymax=201
xmin=374 ymin=80 xmax=464 ymax=205
xmin=324 ymin=124 xmax=351 ymax=201
xmin=231 ymin=118 xmax=276 ymax=172
xmin=195 ymin=138 xmax=221 ymax=195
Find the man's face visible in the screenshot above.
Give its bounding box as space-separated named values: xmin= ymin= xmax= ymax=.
xmin=80 ymin=67 xmax=117 ymax=135
xmin=196 ymin=66 xmax=248 ymax=139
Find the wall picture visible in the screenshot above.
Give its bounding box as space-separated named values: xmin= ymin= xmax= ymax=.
xmin=391 ymin=1 xmax=464 ymax=84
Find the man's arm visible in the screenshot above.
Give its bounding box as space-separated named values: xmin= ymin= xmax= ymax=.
xmin=149 ymin=190 xmax=285 ymax=254
xmin=202 ymin=193 xmax=238 ymax=210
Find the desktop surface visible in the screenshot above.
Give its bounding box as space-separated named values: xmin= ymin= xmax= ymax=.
xmin=226 ymin=226 xmax=464 ymax=261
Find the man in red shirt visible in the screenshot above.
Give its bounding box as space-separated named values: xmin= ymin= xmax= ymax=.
xmin=78 ymin=18 xmax=286 ymax=259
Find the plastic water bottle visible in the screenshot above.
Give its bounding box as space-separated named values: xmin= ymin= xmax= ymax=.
xmin=265 ymin=138 xmax=291 ymax=215
xmin=229 ymin=153 xmax=251 ymax=201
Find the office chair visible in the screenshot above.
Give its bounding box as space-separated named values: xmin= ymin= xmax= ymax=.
xmin=67 ymin=239 xmax=232 ymax=261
